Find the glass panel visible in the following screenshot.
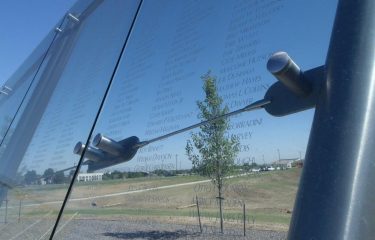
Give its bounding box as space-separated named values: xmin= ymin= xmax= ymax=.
xmin=0 ymin=25 xmax=61 ymax=143
xmin=0 ymin=0 xmax=140 ymax=239
xmin=61 ymin=0 xmax=338 ymax=239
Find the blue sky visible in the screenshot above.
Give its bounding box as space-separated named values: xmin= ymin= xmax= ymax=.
xmin=0 ymin=0 xmax=339 ymax=173
xmin=89 ymin=0 xmax=338 ymax=171
xmin=0 ymin=0 xmax=76 ymax=85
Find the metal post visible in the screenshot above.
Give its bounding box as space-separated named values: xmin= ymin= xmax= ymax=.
xmin=18 ymin=199 xmax=21 ymax=223
xmin=196 ymin=195 xmax=202 ymax=233
xmin=288 ymin=0 xmax=375 ymax=239
xmin=243 ymin=203 xmax=246 ymax=236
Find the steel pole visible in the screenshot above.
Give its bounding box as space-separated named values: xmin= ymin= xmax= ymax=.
xmin=288 ymin=0 xmax=375 ymax=239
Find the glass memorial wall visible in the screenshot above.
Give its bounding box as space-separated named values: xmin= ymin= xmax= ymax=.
xmin=0 ymin=26 xmax=62 ymax=143
xmin=0 ymin=0 xmax=339 ymax=239
xmin=0 ymin=0 xmax=140 ymax=239
xmin=57 ymin=0 xmax=338 ymax=239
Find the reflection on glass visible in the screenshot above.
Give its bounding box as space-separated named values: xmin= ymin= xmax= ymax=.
xmin=0 ymin=0 xmax=140 ymax=239
xmin=0 ymin=28 xmax=60 ymax=143
xmin=59 ymin=0 xmax=337 ymax=239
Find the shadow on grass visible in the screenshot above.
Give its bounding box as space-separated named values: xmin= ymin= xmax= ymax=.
xmin=103 ymin=230 xmax=199 ymax=239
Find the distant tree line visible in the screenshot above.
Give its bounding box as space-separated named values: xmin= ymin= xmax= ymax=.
xmin=22 ymin=167 xmax=195 ymax=185
xmin=103 ymin=169 xmax=193 ymax=180
xmin=102 ymin=171 xmax=147 ymax=180
xmin=23 ymin=168 xmax=74 ymax=185
xmin=21 ymin=161 xmax=277 ymax=185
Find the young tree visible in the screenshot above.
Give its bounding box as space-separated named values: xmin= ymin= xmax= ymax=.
xmin=185 ymin=71 xmax=239 ymax=233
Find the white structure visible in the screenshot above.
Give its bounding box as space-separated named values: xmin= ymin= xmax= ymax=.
xmin=77 ymin=172 xmax=103 ymax=182
xmin=273 ymin=158 xmax=299 ymax=169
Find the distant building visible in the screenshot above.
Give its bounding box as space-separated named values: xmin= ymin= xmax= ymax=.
xmin=39 ymin=178 xmax=47 ymax=185
xmin=39 ymin=177 xmax=52 ymax=185
xmin=273 ymin=158 xmax=300 ymax=169
xmin=77 ymin=173 xmax=103 ymax=182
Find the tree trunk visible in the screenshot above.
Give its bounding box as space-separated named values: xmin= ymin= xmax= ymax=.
xmin=218 ymin=181 xmax=224 ymax=234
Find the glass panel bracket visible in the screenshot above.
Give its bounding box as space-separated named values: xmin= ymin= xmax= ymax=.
xmin=73 ymin=51 xmax=325 ymax=172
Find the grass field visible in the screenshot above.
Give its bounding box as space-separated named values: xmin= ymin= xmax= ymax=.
xmin=4 ymin=168 xmax=301 ymax=232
